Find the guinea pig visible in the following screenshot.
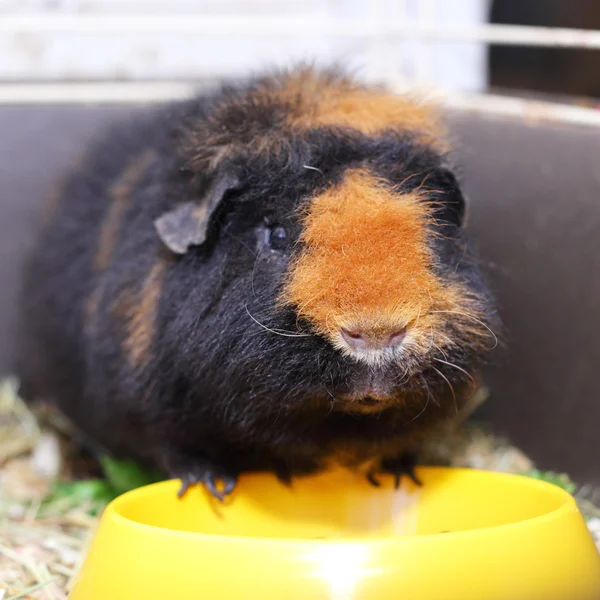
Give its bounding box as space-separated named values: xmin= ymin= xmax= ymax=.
xmin=16 ymin=66 xmax=499 ymax=500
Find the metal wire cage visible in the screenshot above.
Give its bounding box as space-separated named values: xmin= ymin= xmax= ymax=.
xmin=2 ymin=0 xmax=600 ymax=125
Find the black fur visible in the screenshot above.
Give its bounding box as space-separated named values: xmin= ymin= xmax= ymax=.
xmin=16 ymin=68 xmax=498 ymax=495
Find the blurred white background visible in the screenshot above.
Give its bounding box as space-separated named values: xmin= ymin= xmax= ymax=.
xmin=0 ymin=0 xmax=491 ymax=99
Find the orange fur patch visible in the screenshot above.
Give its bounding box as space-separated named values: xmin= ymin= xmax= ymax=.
xmin=280 ymin=168 xmax=463 ymax=357
xmin=186 ymin=68 xmax=448 ymax=174
xmin=86 ymin=150 xmax=155 ymax=348
xmin=281 ymin=169 xmax=438 ymax=333
xmin=94 ymin=150 xmax=154 ymax=272
xmin=278 ymin=69 xmax=447 ymax=148
xmin=115 ymin=260 xmax=168 ymax=369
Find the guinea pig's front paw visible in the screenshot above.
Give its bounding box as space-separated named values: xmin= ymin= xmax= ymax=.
xmin=170 ymin=458 xmax=237 ymax=502
xmin=367 ymin=452 xmax=422 ymax=489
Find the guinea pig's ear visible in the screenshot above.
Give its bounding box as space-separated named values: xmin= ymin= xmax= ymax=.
xmin=435 ymin=168 xmax=468 ymax=227
xmin=154 ymin=170 xmax=240 ymax=254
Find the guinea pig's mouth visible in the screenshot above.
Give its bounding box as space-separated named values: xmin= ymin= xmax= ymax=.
xmin=316 ymin=363 xmax=405 ymax=413
xmin=346 ymin=395 xmax=390 ymax=414
xmin=335 ymin=388 xmax=398 ymax=414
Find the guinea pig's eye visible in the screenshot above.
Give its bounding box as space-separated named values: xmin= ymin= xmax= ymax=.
xmin=266 ymin=224 xmax=288 ymax=251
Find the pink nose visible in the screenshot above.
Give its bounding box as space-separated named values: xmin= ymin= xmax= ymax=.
xmin=340 ymin=327 xmax=406 ymax=351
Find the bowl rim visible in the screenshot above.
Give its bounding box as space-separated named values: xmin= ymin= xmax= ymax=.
xmin=102 ymin=467 xmax=579 ymax=546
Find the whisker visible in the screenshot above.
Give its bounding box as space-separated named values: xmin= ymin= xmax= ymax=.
xmin=394 ymin=364 xmax=412 ymax=386
xmin=430 ymin=339 xmax=449 ymax=360
xmin=408 ymin=383 xmax=430 ymax=424
xmin=303 ymin=164 xmax=324 ymax=176
xmin=413 ymin=303 xmax=423 ymax=329
xmin=245 ymin=304 xmax=311 ymax=337
xmin=432 ymin=310 xmax=499 ymax=350
xmin=419 ymin=373 xmax=440 ymax=407
xmin=431 ymin=365 xmax=458 ymax=415
xmin=293 ymin=292 xmax=322 ymax=329
xmin=433 ymin=358 xmax=474 ymax=384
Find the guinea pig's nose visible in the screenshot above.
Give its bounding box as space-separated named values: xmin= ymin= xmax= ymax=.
xmin=340 ymin=326 xmax=406 ymax=351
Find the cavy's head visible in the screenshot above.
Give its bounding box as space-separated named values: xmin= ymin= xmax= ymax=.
xmin=154 ymin=69 xmax=498 ymax=447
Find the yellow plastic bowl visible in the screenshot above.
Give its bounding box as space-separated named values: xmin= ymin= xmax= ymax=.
xmin=69 ymin=467 xmax=600 ymax=600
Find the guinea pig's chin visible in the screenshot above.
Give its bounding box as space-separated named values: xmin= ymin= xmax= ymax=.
xmin=328 ymin=369 xmax=408 ymax=414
